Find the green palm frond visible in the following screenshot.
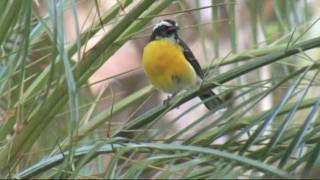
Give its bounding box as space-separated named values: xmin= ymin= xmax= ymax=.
xmin=0 ymin=0 xmax=320 ymax=179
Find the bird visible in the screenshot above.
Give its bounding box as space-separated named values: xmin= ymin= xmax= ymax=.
xmin=142 ymin=19 xmax=223 ymax=110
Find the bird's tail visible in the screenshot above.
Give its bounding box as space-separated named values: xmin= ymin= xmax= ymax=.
xmin=199 ymin=90 xmax=225 ymax=111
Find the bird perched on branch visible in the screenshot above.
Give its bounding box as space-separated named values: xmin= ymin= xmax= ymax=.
xmin=143 ymin=19 xmax=223 ymax=110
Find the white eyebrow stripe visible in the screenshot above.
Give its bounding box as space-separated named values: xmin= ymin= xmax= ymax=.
xmin=153 ymin=21 xmax=173 ymax=31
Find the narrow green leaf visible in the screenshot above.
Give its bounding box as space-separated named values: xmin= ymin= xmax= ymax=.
xmin=302 ymin=141 xmax=320 ymax=176
xmin=239 ymin=66 xmax=311 ymax=155
xmin=249 ymin=0 xmax=258 ymax=48
xmin=261 ymin=66 xmax=315 ymax=159
xmin=16 ymin=143 xmax=291 ymax=179
xmin=272 ymin=0 xmax=288 ymax=31
xmin=279 ymin=71 xmax=320 ymax=168
xmin=195 ymin=0 xmax=208 ymax=61
xmin=211 ymin=0 xmax=219 ymax=58
xmin=0 ymin=0 xmax=23 ymax=45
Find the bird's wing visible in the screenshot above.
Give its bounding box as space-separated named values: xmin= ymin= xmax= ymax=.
xmin=177 ymin=38 xmax=224 ymax=110
xmin=177 ymin=39 xmax=205 ymax=79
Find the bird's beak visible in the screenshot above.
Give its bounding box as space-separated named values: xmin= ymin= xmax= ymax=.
xmin=168 ymin=26 xmax=179 ymax=32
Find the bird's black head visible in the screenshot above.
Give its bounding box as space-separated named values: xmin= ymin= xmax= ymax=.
xmin=150 ymin=19 xmax=180 ymax=41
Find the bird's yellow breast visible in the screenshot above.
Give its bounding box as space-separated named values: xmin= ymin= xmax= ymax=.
xmin=143 ymin=39 xmax=197 ymax=93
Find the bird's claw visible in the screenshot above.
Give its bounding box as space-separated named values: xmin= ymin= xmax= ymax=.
xmin=163 ymin=93 xmax=177 ymax=105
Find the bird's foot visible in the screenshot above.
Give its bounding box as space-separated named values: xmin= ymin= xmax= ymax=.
xmin=163 ymin=93 xmax=177 ymax=105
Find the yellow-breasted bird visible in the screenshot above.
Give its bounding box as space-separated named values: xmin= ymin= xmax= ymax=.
xmin=143 ymin=19 xmax=223 ymax=110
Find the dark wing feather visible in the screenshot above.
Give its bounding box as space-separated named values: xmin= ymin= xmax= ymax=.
xmin=177 ymin=38 xmax=224 ymax=110
xmin=177 ymin=38 xmax=204 ymax=79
